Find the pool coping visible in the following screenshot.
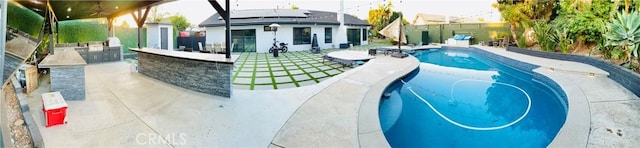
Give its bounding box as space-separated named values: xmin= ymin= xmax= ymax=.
xmin=364 ymin=45 xmax=593 ymax=147
xmin=473 ymin=46 xmax=592 ymax=147
xmin=357 ymin=56 xmax=420 ymax=148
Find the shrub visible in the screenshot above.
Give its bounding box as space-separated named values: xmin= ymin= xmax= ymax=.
xmin=532 ymin=20 xmax=555 ymax=52
xmin=604 ymin=11 xmax=640 ymax=63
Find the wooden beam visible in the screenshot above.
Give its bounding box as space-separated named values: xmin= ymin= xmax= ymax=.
xmin=107 ymin=17 xmax=114 ymax=37
xmin=208 ymin=0 xmax=227 ymax=20
xmin=45 ymin=0 xmax=58 ymax=23
xmin=107 ymin=1 xmax=167 ymax=19
xmin=130 ymin=12 xmax=139 ymax=25
xmin=140 ymin=6 xmax=151 ymax=26
xmin=136 ymin=8 xmax=142 ymax=48
xmin=137 ymin=8 xmax=142 ymax=27
xmin=134 ymin=7 xmax=151 ymax=49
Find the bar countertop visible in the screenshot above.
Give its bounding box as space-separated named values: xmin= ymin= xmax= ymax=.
xmin=131 ymin=48 xmax=239 ymax=64
xmin=38 ymin=48 xmax=87 ymax=68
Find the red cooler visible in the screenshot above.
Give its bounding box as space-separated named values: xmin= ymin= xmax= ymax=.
xmin=42 ymin=92 xmax=68 ymax=127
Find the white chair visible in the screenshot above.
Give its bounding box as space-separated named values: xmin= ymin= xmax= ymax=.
xmin=213 ymin=43 xmax=222 ymax=54
xmin=219 ymin=42 xmax=234 ymax=53
xmin=198 ymin=42 xmax=204 ymax=51
xmin=221 ymin=42 xmax=226 ymax=53
xmin=206 ymin=43 xmax=214 ymax=53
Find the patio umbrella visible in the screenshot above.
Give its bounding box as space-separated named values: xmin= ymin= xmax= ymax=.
xmin=379 ymin=18 xmax=407 ymax=44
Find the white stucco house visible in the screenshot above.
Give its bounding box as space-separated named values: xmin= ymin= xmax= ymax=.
xmin=199 ymin=9 xmax=370 ymax=53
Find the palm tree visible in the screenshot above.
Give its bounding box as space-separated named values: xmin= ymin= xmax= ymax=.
xmin=604 ymin=11 xmax=640 ymax=66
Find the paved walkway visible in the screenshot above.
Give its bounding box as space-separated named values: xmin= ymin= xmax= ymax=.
xmin=270 ymin=55 xmax=419 ymax=147
xmin=474 ymin=46 xmax=640 ymax=147
xmin=232 ymin=44 xmax=387 ymax=90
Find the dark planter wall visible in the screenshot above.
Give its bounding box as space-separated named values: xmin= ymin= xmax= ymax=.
xmin=507 ymin=46 xmax=640 ymax=98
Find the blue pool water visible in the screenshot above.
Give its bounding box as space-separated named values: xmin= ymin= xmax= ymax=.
xmin=379 ymin=48 xmax=567 ymax=147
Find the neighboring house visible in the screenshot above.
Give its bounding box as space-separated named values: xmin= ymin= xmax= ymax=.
xmin=199 ymin=9 xmax=370 ymax=53
xmin=412 ymin=13 xmax=481 ymax=25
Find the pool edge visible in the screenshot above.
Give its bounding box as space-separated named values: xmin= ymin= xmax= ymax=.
xmin=471 ymin=46 xmax=591 ymax=147
xmin=357 ymin=55 xmax=420 ymax=148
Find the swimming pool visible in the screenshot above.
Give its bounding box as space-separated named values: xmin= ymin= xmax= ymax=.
xmin=379 ymin=48 xmax=568 ymax=147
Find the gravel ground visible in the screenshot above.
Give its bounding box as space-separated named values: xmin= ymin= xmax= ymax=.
xmin=3 ymin=82 xmax=33 ymax=148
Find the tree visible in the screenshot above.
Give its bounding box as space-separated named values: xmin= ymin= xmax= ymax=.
xmin=390 ymin=11 xmax=409 ymax=26
xmin=169 ymin=14 xmax=190 ymax=31
xmin=149 ymin=7 xmax=168 ymax=23
xmin=291 ymin=5 xmax=299 ymax=10
xmin=367 ymin=1 xmax=393 ymax=38
xmin=493 ymin=0 xmax=555 ymax=45
xmin=552 ymin=0 xmax=615 ymax=53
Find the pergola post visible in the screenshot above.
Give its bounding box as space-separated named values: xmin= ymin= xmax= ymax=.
xmin=131 ymin=7 xmax=150 ymax=49
xmin=208 ymin=0 xmax=231 ymax=59
xmin=0 ymin=0 xmax=7 ymax=87
xmin=47 ymin=10 xmax=55 ymax=55
xmin=107 ymin=17 xmax=114 ymax=37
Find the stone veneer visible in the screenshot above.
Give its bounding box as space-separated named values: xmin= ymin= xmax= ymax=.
xmin=3 ymin=54 xmax=23 ymax=81
xmin=506 ymin=46 xmax=640 ymax=98
xmin=137 ymin=52 xmax=233 ymax=97
xmin=49 ymin=66 xmax=86 ymax=100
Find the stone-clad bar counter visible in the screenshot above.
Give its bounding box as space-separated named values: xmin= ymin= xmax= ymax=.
xmin=130 ymin=48 xmax=239 ymax=97
xmin=38 ymin=48 xmax=88 ymax=100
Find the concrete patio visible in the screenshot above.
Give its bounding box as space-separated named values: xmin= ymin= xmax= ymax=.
xmin=20 ymin=45 xmax=640 ymax=147
xmin=26 ymin=62 xmax=319 ymax=147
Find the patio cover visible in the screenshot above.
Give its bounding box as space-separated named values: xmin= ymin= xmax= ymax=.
xmin=13 ymin=0 xmax=171 ymax=21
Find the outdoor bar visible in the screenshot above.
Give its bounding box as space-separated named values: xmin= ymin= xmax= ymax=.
xmin=131 ymin=48 xmax=238 ymax=97
xmin=38 ymin=48 xmax=87 ymax=100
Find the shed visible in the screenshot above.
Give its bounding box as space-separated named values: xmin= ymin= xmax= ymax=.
xmin=146 ymin=23 xmax=174 ymax=50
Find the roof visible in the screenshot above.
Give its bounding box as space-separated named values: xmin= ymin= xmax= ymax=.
xmin=13 ymin=0 xmax=171 ymax=21
xmin=199 ymin=9 xmax=370 ymax=27
xmin=146 ymin=22 xmax=174 ymax=26
xmin=413 ymin=13 xmax=481 ymax=25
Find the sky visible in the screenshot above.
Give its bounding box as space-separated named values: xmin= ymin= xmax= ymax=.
xmin=115 ymin=0 xmax=502 ymax=28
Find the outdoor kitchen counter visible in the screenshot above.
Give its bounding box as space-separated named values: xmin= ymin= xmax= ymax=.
xmin=39 ymin=48 xmax=87 ymax=100
xmin=131 ymin=48 xmax=239 ymax=97
xmin=131 ymin=48 xmax=239 ymax=63
xmin=39 ymin=48 xmax=87 ymax=68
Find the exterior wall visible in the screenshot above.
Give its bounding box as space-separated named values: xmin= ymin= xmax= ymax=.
xmin=346 ymin=26 xmax=370 ymax=46
xmin=146 ymin=24 xmax=174 ymax=49
xmin=206 ymin=25 xmax=369 ymax=53
xmin=146 ymin=25 xmax=159 ymax=48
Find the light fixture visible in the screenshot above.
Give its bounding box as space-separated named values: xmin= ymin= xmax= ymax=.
xmin=30 ymin=0 xmax=42 ymax=5
xmin=66 ymin=16 xmax=69 ymax=18
xmin=268 ymin=23 xmax=280 ymax=28
xmin=67 ymin=7 xmax=71 ymax=12
xmin=115 ymin=6 xmax=119 ymax=9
